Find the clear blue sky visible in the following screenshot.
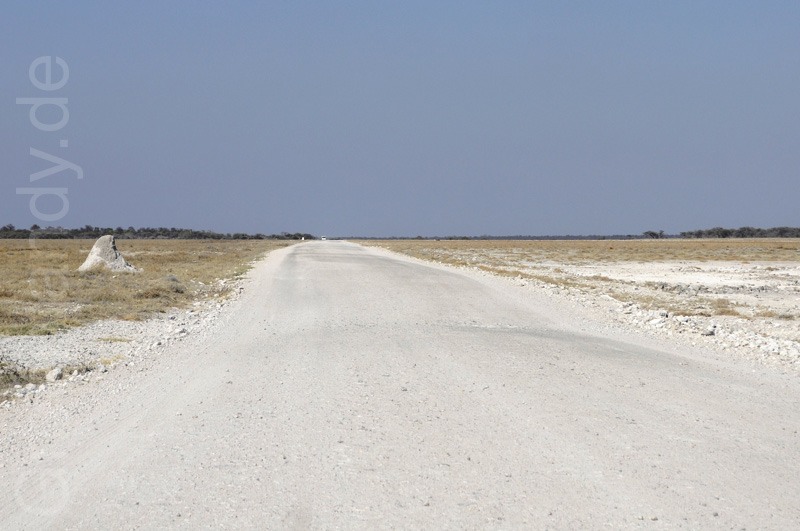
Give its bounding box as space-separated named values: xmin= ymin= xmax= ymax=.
xmin=3 ymin=2 xmax=798 ymax=236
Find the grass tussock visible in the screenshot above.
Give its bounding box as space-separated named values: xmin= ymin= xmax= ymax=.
xmin=0 ymin=239 xmax=294 ymax=336
xmin=755 ymin=310 xmax=797 ymax=320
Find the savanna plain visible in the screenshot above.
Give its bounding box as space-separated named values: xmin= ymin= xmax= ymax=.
xmin=1 ymin=239 xmax=293 ymax=389
xmin=0 ymin=239 xmax=293 ymax=336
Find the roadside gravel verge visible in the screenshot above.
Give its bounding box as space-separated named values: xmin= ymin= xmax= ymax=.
xmin=365 ymin=244 xmax=800 ymax=374
xmin=0 ymin=279 xmax=246 ymax=406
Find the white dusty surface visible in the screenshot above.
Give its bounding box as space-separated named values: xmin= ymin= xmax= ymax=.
xmin=565 ymin=260 xmax=800 ymax=370
xmin=1 ymin=241 xmax=799 ymax=528
xmin=391 ymin=247 xmax=800 ymax=372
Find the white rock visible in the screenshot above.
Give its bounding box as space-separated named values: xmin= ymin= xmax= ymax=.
xmin=78 ymin=235 xmax=139 ymax=273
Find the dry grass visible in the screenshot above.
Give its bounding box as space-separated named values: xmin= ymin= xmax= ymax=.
xmin=0 ymin=239 xmax=294 ymax=336
xmin=362 ymin=238 xmax=800 ymax=265
xmin=361 ymin=239 xmax=800 ymax=319
xmin=96 ymin=336 xmax=132 ymax=343
xmin=755 ymin=309 xmax=797 ymax=320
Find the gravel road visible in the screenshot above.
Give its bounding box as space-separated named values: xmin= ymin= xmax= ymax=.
xmin=2 ymin=241 xmax=799 ymax=529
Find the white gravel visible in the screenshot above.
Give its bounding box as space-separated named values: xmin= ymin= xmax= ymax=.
xmin=374 ymin=249 xmax=800 ymax=374
xmin=1 ymin=242 xmax=798 ymax=529
xmin=0 ymin=280 xmax=247 ymax=405
xmin=3 ymin=245 xmax=798 ymax=407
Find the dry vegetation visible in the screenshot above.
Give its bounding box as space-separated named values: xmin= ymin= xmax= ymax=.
xmin=361 ymin=239 xmax=800 ymax=320
xmin=0 ymin=239 xmax=294 ymax=336
xmin=364 ymin=238 xmax=800 ymax=265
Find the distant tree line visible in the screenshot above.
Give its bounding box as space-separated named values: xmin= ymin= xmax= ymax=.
xmin=0 ymin=224 xmax=315 ymax=241
xmin=353 ymin=234 xmax=649 ymax=241
xmin=679 ymin=226 xmax=800 ymax=239
xmin=348 ymin=227 xmax=800 ymax=240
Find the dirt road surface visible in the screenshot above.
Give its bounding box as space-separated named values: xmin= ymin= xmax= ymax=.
xmin=2 ymin=241 xmax=799 ymax=528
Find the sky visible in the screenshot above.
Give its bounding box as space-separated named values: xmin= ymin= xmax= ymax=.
xmin=2 ymin=1 xmax=798 ymax=237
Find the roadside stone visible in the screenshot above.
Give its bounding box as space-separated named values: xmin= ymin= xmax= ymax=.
xmin=46 ymin=367 xmax=63 ymax=382
xmin=702 ymin=326 xmax=716 ymax=337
